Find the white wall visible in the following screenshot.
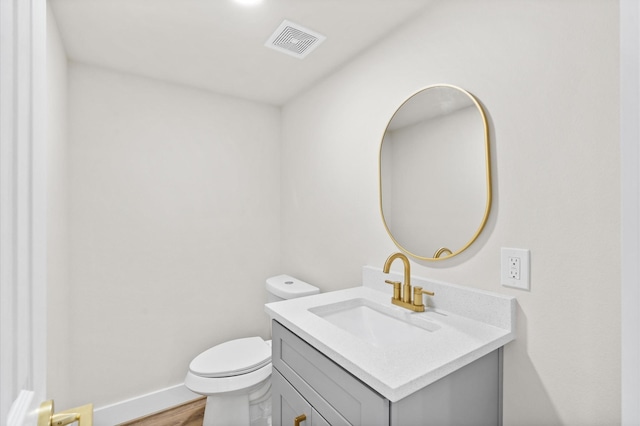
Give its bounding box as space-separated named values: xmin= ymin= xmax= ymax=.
xmin=282 ymin=1 xmax=620 ymax=424
xmin=46 ymin=2 xmax=71 ymax=407
xmin=56 ymin=63 xmax=282 ymax=408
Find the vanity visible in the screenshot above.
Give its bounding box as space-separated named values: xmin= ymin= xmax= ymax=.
xmin=265 ymin=267 xmax=516 ymax=426
xmin=265 ymin=84 xmax=511 ymax=425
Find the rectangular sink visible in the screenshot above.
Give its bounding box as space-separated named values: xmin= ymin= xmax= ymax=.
xmin=308 ymin=297 xmax=440 ymax=348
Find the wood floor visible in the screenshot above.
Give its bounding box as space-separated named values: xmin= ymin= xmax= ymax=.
xmin=118 ymin=397 xmax=206 ymax=426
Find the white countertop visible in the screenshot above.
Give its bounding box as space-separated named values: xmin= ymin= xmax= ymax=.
xmin=265 ymin=266 xmax=516 ymax=402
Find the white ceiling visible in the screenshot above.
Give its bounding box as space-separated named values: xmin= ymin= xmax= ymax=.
xmin=49 ymin=0 xmax=432 ymax=105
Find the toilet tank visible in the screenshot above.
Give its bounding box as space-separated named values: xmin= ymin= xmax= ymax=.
xmin=266 ymin=275 xmax=319 ymax=303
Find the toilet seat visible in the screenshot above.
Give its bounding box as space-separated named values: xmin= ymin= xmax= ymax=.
xmin=189 ymin=337 xmax=271 ymax=378
xmin=185 ymin=337 xmax=273 ymax=396
xmin=185 ymin=363 xmax=272 ymax=395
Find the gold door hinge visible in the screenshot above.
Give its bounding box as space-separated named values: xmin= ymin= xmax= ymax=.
xmin=38 ymin=400 xmax=93 ymax=426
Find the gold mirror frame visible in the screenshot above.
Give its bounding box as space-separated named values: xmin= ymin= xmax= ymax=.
xmin=378 ymin=84 xmax=491 ymax=261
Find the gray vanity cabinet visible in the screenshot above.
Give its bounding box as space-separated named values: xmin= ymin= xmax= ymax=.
xmin=271 ymin=320 xmax=502 ymax=426
xmin=272 ymin=321 xmax=389 ymax=425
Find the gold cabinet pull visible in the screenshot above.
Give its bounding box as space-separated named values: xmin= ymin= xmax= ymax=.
xmin=294 ymin=413 xmax=307 ymax=426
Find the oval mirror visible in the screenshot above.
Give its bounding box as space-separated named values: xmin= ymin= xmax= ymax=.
xmin=379 ymin=84 xmax=491 ymax=260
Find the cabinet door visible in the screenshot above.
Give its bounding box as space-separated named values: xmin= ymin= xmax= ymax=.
xmin=273 ymin=321 xmax=389 ymax=425
xmin=311 ymin=409 xmax=330 ymax=426
xmin=272 ymin=369 xmax=330 ymax=426
xmin=391 ymin=349 xmax=501 ymax=425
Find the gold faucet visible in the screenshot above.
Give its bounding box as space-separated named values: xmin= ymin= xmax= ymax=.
xmin=383 ymin=252 xmax=434 ymax=312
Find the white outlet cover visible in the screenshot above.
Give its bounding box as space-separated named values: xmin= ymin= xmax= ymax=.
xmin=501 ymin=247 xmax=530 ymax=290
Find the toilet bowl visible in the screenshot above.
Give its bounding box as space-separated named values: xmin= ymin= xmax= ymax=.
xmin=185 ymin=275 xmax=319 ymax=426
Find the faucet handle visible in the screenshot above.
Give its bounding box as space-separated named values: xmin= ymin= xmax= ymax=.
xmin=412 ymin=286 xmax=435 ymax=308
xmin=385 ymin=280 xmax=401 ymax=300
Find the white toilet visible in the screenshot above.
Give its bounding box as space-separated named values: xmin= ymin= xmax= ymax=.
xmin=185 ymin=275 xmax=319 ymax=426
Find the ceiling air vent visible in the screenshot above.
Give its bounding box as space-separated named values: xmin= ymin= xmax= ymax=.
xmin=265 ymin=20 xmax=326 ymax=59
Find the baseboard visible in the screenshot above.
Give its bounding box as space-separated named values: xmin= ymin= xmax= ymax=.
xmin=93 ymin=384 xmax=200 ymax=426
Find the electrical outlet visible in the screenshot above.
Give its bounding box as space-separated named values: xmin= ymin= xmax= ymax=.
xmin=501 ymin=248 xmax=530 ymax=290
xmin=508 ymin=256 xmax=520 ymax=279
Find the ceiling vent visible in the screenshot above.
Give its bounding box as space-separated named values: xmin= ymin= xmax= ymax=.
xmin=265 ymin=20 xmax=326 ymax=59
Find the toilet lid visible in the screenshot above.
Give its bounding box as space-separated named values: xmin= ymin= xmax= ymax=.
xmin=189 ymin=337 xmax=271 ymax=378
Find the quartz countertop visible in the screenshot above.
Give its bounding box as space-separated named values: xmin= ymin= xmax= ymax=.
xmin=264 ymin=266 xmax=516 ymax=402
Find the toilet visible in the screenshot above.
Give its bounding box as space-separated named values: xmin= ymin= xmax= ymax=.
xmin=185 ymin=275 xmax=319 ymax=426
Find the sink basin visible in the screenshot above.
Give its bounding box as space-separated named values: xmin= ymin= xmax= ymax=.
xmin=308 ymin=297 xmax=440 ymax=348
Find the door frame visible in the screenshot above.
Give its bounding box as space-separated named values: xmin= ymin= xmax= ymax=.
xmin=620 ymin=1 xmax=640 ymax=424
xmin=0 ymin=0 xmax=47 ymax=423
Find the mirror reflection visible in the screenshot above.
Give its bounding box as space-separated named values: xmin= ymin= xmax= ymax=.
xmin=379 ymin=85 xmax=491 ymax=260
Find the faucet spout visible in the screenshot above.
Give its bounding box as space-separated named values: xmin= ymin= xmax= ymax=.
xmin=383 ymin=252 xmax=411 ymax=303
